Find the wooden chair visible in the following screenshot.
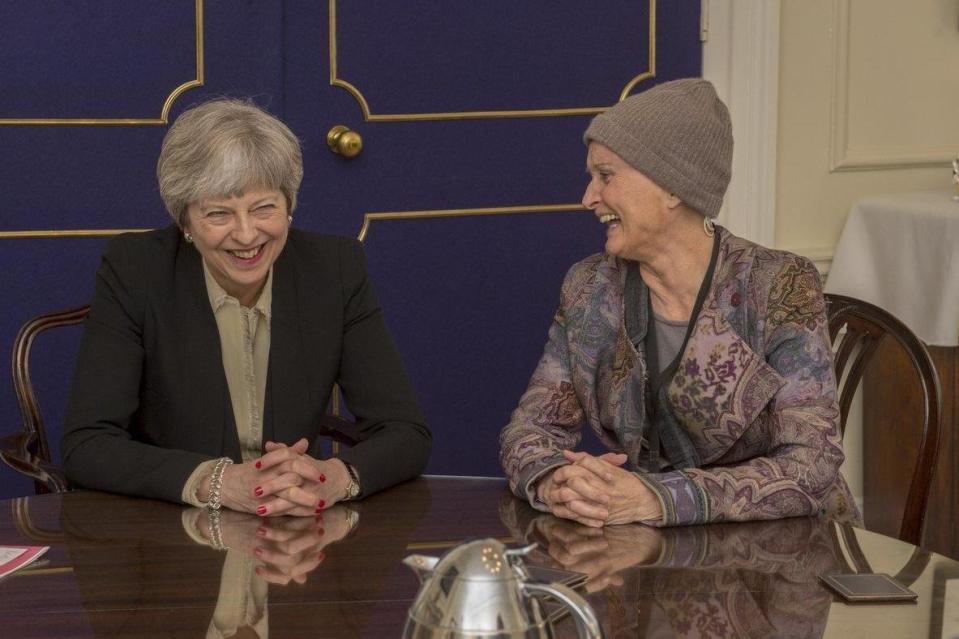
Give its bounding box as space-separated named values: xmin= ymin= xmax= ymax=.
xmin=2 ymin=305 xmax=89 ymax=494
xmin=824 ymin=293 xmax=942 ymax=546
xmin=2 ymin=305 xmax=357 ymax=496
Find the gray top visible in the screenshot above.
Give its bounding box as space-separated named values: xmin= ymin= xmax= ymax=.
xmin=648 ymin=313 xmax=689 ymax=391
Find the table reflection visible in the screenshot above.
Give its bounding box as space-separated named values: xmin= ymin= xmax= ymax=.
xmin=2 ymin=479 xmax=953 ymax=638
xmin=179 ymin=506 xmax=359 ymax=636
xmin=500 ymin=496 xmax=877 ymax=638
xmin=185 ymin=505 xmax=359 ymax=584
xmin=50 ymin=487 xmax=430 ymax=638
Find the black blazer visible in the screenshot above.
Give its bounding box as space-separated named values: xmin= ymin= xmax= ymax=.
xmin=63 ymin=226 xmax=430 ymax=503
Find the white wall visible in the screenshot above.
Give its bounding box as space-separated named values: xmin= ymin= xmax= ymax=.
xmin=778 ymin=0 xmax=959 ymax=266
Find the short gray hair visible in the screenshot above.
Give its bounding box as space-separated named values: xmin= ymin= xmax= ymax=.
xmin=157 ymin=98 xmax=303 ymax=226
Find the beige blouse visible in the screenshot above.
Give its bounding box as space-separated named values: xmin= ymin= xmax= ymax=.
xmin=181 ymin=264 xmax=273 ymax=506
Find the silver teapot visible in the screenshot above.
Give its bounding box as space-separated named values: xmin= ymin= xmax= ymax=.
xmin=402 ymin=538 xmax=603 ymax=638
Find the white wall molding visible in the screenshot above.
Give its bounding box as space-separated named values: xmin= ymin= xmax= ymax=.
xmin=702 ymin=0 xmax=780 ymax=247
xmin=829 ymin=0 xmax=957 ymax=172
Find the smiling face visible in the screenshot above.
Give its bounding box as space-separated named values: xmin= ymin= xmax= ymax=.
xmin=184 ymin=187 xmax=289 ymax=306
xmin=582 ymin=142 xmax=677 ymax=261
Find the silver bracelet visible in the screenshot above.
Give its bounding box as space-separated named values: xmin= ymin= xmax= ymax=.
xmin=207 ymin=457 xmax=234 ymax=511
xmin=208 ymin=508 xmax=228 ymax=551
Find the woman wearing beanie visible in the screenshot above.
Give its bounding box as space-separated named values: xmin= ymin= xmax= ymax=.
xmin=500 ymin=79 xmax=857 ymax=528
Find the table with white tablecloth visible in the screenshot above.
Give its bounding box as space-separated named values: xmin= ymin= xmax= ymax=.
xmin=825 ymin=190 xmax=959 ymax=559
xmin=825 ymin=191 xmax=959 ymax=346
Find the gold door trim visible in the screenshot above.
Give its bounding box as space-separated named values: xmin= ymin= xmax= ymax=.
xmin=0 ymin=0 xmax=204 ymax=126
xmin=0 ymin=229 xmax=149 ymax=240
xmin=357 ymin=204 xmax=584 ymax=242
xmin=1 ymin=204 xmax=585 ymax=240
xmin=330 ymin=0 xmax=656 ymax=122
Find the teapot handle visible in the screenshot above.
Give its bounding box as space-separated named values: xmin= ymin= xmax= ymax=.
xmin=522 ymin=581 xmax=603 ymax=639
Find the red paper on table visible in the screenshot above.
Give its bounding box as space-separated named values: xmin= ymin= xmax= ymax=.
xmin=0 ymin=545 xmax=49 ymax=579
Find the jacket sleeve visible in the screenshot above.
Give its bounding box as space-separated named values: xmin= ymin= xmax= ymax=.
xmin=638 ymin=256 xmax=847 ymax=525
xmin=333 ymin=239 xmax=432 ymax=497
xmin=62 ymin=237 xmax=212 ymax=503
xmin=499 ymin=265 xmax=587 ymax=506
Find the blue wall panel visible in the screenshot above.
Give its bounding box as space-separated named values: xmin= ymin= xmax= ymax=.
xmin=0 ymin=2 xmax=197 ymax=118
xmin=334 ymin=2 xmax=652 ymax=113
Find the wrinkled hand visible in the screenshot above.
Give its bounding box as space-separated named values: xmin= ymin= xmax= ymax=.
xmin=536 ymin=450 xmax=662 ymax=526
xmin=252 ymin=439 xmax=354 ymax=517
xmin=531 ymin=515 xmax=662 ymax=593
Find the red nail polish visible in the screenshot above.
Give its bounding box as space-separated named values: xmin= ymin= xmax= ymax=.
xmin=318 ymin=473 xmax=326 ymax=483
xmin=256 ymin=506 xmax=267 ymax=516
xmin=317 ymin=527 xmax=325 ymax=535
xmin=256 ymin=527 xmax=268 ymax=537
xmin=255 ymin=461 xmax=262 ymax=469
xmin=318 ymin=499 xmax=325 ymax=509
xmin=254 ymin=547 xmax=263 ymax=557
xmin=254 ymin=486 xmax=264 ymax=497
xmin=317 ymin=552 xmax=325 ymax=562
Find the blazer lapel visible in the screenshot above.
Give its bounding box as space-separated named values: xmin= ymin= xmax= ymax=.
xmin=265 ymin=244 xmax=313 ymax=446
xmin=175 ymin=244 xmax=242 ymax=460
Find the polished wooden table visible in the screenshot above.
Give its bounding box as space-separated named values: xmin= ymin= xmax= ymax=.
xmin=1 ymin=477 xmax=957 ymax=638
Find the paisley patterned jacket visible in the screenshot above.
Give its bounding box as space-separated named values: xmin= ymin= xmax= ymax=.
xmin=499 ymin=227 xmax=857 ymax=526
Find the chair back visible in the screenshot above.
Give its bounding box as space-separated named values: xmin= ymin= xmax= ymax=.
xmin=4 ymin=305 xmax=89 ymax=494
xmin=824 ymin=293 xmax=942 ymax=545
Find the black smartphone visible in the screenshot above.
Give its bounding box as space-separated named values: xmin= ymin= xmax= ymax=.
xmin=819 ymin=573 xmax=918 ymax=603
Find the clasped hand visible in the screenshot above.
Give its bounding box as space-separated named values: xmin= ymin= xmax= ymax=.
xmin=536 ymin=450 xmax=663 ymax=527
xmin=217 ymin=438 xmax=353 ymax=517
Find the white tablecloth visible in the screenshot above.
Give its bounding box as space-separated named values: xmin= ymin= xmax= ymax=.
xmin=825 ymin=191 xmax=959 ymax=347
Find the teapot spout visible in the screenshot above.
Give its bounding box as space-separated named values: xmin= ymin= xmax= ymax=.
xmin=402 ymin=554 xmax=439 ymax=584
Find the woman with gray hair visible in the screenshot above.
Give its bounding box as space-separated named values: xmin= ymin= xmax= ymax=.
xmin=500 ymin=79 xmax=857 ymax=527
xmin=63 ymin=98 xmax=430 ymax=516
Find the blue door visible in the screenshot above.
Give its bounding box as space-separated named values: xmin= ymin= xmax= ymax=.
xmin=0 ymin=1 xmax=702 ymax=496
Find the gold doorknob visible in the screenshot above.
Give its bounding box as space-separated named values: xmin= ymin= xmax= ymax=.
xmin=326 ymin=125 xmax=363 ymax=158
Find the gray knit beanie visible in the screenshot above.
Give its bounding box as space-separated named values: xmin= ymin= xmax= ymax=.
xmin=583 ymin=78 xmax=732 ymax=219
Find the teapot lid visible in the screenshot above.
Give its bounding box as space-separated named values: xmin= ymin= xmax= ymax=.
xmin=433 ymin=538 xmax=518 ymax=582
